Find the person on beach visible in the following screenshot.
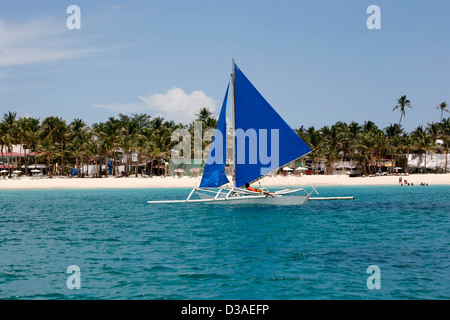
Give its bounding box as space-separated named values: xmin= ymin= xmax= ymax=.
xmin=245 ymin=183 xmax=274 ymax=198
xmin=399 ymin=177 xmax=402 ymax=184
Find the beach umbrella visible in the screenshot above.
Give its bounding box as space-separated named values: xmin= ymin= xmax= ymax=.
xmin=0 ymin=169 xmax=8 ymax=173
xmin=174 ymin=168 xmax=184 ymax=177
xmin=31 ymin=169 xmax=41 ymax=173
xmin=295 ymin=167 xmax=307 ymax=171
xmin=282 ymin=167 xmax=293 ymax=171
xmin=189 ymin=168 xmax=200 ymax=172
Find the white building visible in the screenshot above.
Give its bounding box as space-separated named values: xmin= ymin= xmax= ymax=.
xmin=408 ymin=153 xmax=449 ymax=171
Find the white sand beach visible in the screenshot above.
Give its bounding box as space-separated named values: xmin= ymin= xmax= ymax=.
xmin=0 ymin=174 xmax=448 ymax=190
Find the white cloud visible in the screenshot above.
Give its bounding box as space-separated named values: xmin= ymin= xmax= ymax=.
xmin=0 ymin=18 xmax=94 ymax=67
xmin=139 ymin=87 xmax=217 ymax=121
xmin=93 ymin=87 xmax=217 ymax=124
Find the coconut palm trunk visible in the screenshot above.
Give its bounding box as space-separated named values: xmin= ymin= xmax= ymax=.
xmin=445 ymin=150 xmax=448 ymax=173
xmin=18 ymin=137 xmax=23 ymax=171
xmin=424 ymin=153 xmax=427 ymax=173
xmin=393 ymin=95 xmax=412 ymax=126
xmin=25 ymin=149 xmax=29 ymax=175
xmin=105 ymin=151 xmax=109 ymax=178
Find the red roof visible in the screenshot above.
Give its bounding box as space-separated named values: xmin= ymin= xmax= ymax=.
xmin=0 ymin=152 xmax=40 ymax=156
xmin=1 ymin=152 xmax=20 ymax=156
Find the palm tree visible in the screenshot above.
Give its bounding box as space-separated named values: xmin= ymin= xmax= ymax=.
xmin=55 ymin=121 xmax=69 ymax=176
xmin=131 ymin=113 xmax=151 ymax=176
xmin=385 ymin=123 xmax=403 ymax=138
xmin=38 ymin=136 xmax=58 ymax=178
xmin=41 ymin=116 xmax=68 ymax=175
xmin=104 ymin=117 xmax=122 ymax=176
xmin=437 ymin=118 xmax=449 ymax=173
xmin=151 ymin=148 xmax=169 ymax=176
xmin=308 ymin=147 xmax=324 ymax=175
xmin=442 ymin=135 xmax=450 ymax=173
xmin=196 ymin=107 xmax=213 ymax=123
xmin=0 ymin=122 xmax=13 ymax=175
xmin=412 ymin=126 xmax=434 ymax=173
xmin=374 ymin=132 xmax=389 ymax=173
xmin=23 ymin=118 xmax=41 ymax=174
xmin=437 ymin=102 xmax=449 ymax=122
xmin=363 ymin=120 xmax=379 ymax=133
xmin=400 ymin=133 xmax=413 ymax=173
xmin=2 ymin=112 xmax=17 ymax=176
xmin=393 ymin=95 xmax=412 ymax=126
xmin=348 ymin=121 xmax=362 ymax=146
xmin=69 ymin=118 xmax=87 ymax=138
xmin=68 ymin=118 xmax=88 ymax=176
xmin=385 ymin=123 xmax=404 ymax=169
xmin=15 ymin=117 xmax=29 ymax=171
xmin=68 ymin=136 xmax=84 ymax=177
xmin=79 ymin=129 xmax=92 ymax=177
xmin=427 ymin=122 xmax=441 ymax=142
xmin=134 ymin=134 xmax=149 ymax=177
xmin=143 ymin=140 xmax=157 ymax=176
xmin=321 ymin=124 xmax=347 ymax=174
xmin=295 ymin=126 xmax=306 ymax=139
xmin=84 ymin=138 xmax=99 ymax=177
xmin=92 ymin=122 xmax=114 ymax=178
xmin=357 ymin=130 xmax=378 ymax=174
xmin=118 ymin=115 xmax=139 ymax=177
xmin=299 ymin=126 xmax=323 ymax=174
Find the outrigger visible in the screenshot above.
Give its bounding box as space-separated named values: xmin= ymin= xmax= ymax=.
xmin=147 ymin=60 xmax=354 ymax=206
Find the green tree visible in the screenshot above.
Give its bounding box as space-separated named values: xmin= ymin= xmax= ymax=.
xmin=412 ymin=126 xmax=434 ymax=173
xmin=1 ymin=112 xmax=18 ymax=176
xmin=393 ymin=95 xmax=412 ymax=126
xmin=437 ymin=118 xmax=449 ymax=173
xmin=437 ymin=102 xmax=448 ymax=122
xmin=38 ymin=136 xmax=58 ymax=178
xmin=41 ymin=116 xmax=68 ymax=175
xmin=22 ymin=117 xmax=41 ymax=174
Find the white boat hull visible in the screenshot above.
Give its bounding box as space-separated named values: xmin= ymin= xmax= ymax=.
xmin=147 ymin=187 xmax=321 ymax=206
xmin=196 ymin=193 xmax=310 ymax=205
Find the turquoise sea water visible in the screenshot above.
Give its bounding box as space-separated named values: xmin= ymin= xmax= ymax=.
xmin=0 ymin=185 xmax=449 ymax=300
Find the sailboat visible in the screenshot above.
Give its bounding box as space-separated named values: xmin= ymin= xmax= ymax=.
xmin=147 ymin=60 xmax=353 ymax=205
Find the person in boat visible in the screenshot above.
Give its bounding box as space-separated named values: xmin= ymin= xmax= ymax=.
xmin=245 ymin=183 xmax=274 ymax=198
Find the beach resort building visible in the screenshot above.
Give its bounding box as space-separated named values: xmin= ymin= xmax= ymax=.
xmin=0 ymin=144 xmax=42 ymax=174
xmin=408 ymin=153 xmax=450 ymax=173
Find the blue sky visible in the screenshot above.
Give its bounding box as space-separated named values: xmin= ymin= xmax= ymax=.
xmin=0 ymin=0 xmax=449 ymax=132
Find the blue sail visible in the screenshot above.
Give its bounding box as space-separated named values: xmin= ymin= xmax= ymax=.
xmin=199 ymin=84 xmax=230 ymax=188
xmin=234 ymin=64 xmax=311 ymax=188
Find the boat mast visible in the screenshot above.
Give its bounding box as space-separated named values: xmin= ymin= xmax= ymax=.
xmin=231 ymin=58 xmax=237 ymax=188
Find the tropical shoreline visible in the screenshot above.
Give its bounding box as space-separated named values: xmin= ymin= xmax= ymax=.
xmin=0 ymin=173 xmax=448 ymax=190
